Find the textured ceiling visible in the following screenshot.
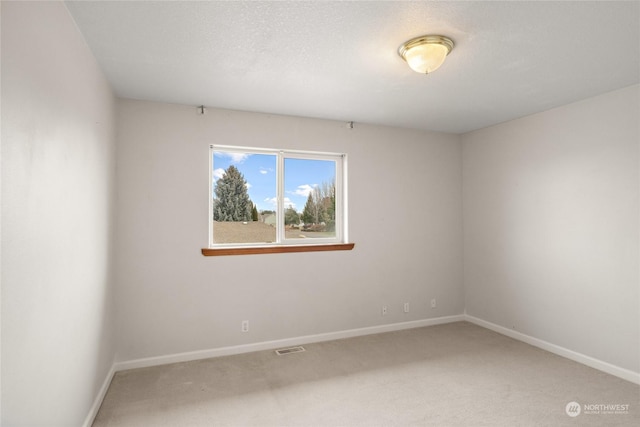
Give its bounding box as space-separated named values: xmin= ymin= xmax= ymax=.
xmin=66 ymin=1 xmax=639 ymax=134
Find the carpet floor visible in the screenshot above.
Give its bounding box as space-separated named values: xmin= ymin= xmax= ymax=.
xmin=93 ymin=321 xmax=639 ymax=426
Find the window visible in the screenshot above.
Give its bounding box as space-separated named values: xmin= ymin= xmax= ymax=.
xmin=204 ymin=145 xmax=352 ymax=255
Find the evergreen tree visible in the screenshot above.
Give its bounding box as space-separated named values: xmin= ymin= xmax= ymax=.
xmin=301 ymin=193 xmax=317 ymax=225
xmin=213 ymin=165 xmax=253 ymax=221
xmin=251 ymin=203 xmax=259 ymax=222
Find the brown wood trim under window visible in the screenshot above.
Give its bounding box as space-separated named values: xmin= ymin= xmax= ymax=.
xmin=202 ymin=243 xmax=355 ymax=256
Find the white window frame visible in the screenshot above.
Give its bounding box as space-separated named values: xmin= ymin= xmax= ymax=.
xmin=209 ymin=145 xmax=348 ymax=249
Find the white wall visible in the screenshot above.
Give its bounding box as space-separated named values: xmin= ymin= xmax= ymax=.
xmin=3 ymin=3 xmax=634 ymax=423
xmin=1 ymin=2 xmax=117 ymax=425
xmin=462 ymin=85 xmax=639 ymax=373
xmin=115 ymin=99 xmax=463 ymax=361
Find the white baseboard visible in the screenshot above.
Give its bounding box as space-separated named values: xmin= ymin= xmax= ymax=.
xmin=82 ymin=364 xmax=116 ymax=427
xmin=114 ymin=314 xmax=465 ymax=372
xmin=86 ymin=313 xmax=638 ymax=426
xmin=464 ymin=314 xmax=640 ymax=385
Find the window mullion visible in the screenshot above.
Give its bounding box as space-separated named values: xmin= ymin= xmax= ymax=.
xmin=209 ymin=145 xmax=214 ymax=247
xmin=276 ymin=152 xmax=285 ymax=243
xmin=335 ymin=156 xmax=343 ymax=242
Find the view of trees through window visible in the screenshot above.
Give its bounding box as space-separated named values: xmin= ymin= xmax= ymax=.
xmin=211 ymin=148 xmax=340 ymax=245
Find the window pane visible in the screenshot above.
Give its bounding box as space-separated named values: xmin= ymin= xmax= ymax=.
xmin=212 ymin=151 xmax=277 ymax=244
xmin=284 ymin=158 xmax=337 ymax=240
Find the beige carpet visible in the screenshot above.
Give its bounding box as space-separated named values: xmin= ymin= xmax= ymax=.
xmin=93 ymin=322 xmax=639 ymax=426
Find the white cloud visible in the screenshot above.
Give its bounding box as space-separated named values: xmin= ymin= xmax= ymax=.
xmin=245 ymin=182 xmax=252 ymax=190
xmin=215 ymin=152 xmax=250 ymax=164
xmin=230 ymin=153 xmax=250 ymax=163
xmin=290 ymin=184 xmax=317 ymax=197
xmin=260 ymin=167 xmax=275 ymax=175
xmin=213 ymin=168 xmax=226 ymax=180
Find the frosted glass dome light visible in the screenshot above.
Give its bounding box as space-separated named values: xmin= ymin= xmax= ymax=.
xmin=398 ymin=35 xmax=454 ymax=74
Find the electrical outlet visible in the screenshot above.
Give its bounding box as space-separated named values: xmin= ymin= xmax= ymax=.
xmin=431 ymin=299 xmax=437 ymax=308
xmin=241 ymin=320 xmax=249 ymax=332
xmin=382 ymin=305 xmax=387 ymax=316
xmin=403 ymin=302 xmax=410 ymax=313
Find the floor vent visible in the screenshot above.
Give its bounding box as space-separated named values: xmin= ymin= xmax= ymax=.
xmin=275 ymin=346 xmax=306 ymax=355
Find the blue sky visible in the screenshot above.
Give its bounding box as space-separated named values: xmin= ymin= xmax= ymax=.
xmin=213 ymin=151 xmax=336 ymax=213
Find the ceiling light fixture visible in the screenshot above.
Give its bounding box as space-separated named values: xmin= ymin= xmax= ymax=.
xmin=398 ymin=35 xmax=454 ymax=74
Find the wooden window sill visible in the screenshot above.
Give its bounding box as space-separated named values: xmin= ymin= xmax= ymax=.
xmin=202 ymin=243 xmax=355 ymax=256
